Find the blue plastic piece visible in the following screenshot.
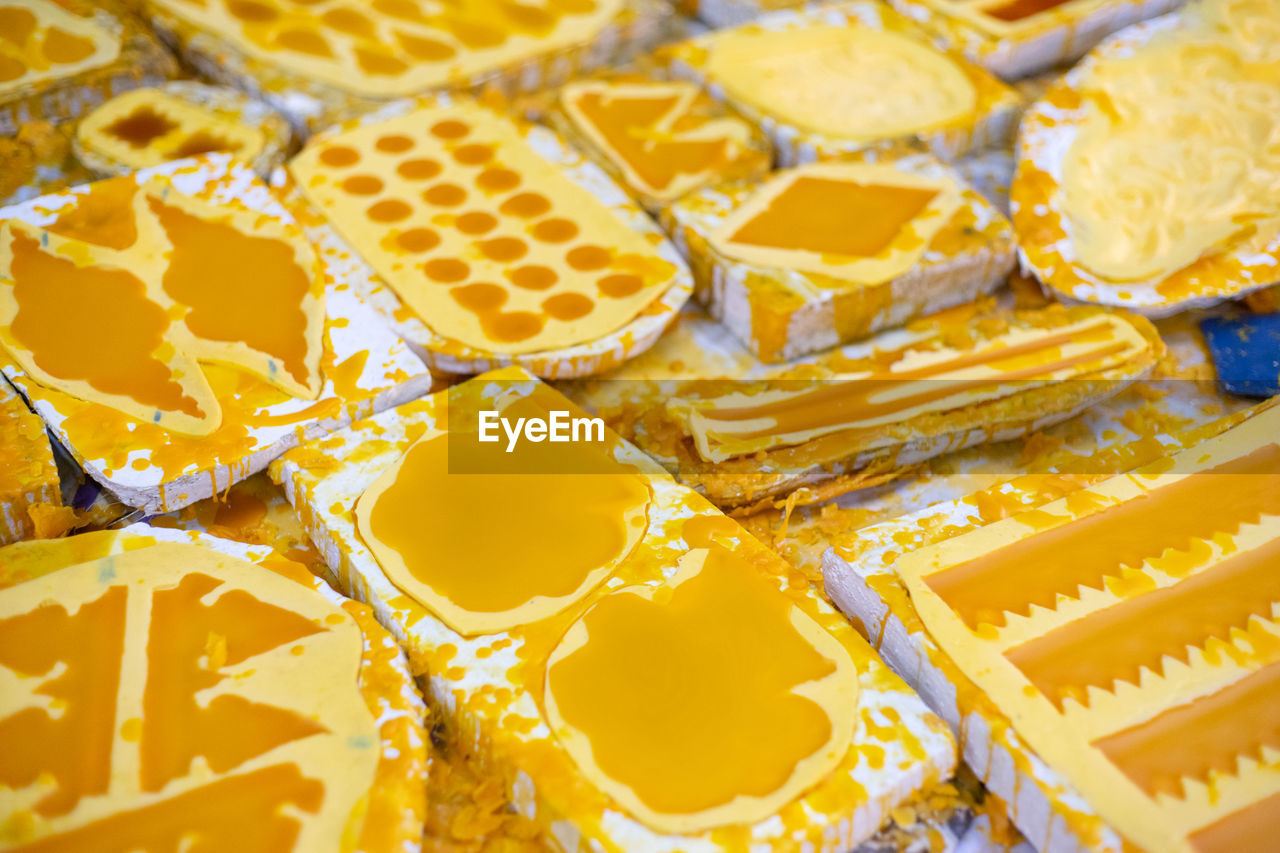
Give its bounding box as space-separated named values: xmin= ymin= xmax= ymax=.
xmin=1201 ymin=313 xmax=1280 ymax=398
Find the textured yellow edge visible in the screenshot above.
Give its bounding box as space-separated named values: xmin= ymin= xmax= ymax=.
xmin=825 ymin=400 xmax=1278 ymax=852
xmin=0 ymin=379 xmax=60 ymax=546
xmin=662 ymin=158 xmax=1015 ymax=363
xmin=0 ymin=527 xmax=429 ymax=853
xmin=660 ymin=1 xmax=1023 ymax=166
xmin=269 ymin=369 xmax=958 ymax=851
xmin=75 ymin=88 xmax=266 ymax=171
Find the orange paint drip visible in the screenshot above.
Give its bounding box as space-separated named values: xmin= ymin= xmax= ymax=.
xmin=547 ymin=547 xmax=836 ymax=814
xmin=571 ymin=91 xmax=731 ymax=193
xmin=926 ymin=444 xmax=1280 ymax=629
xmin=18 ymin=763 xmax=325 ymax=853
xmin=728 ymin=176 xmax=937 ymax=258
xmin=7 ymin=230 xmax=202 ymax=417
xmin=149 ymin=196 xmax=314 ymax=388
xmin=1092 ymin=658 xmax=1280 ymax=799
xmin=0 ymin=586 xmax=126 ymax=817
xmin=325 ymin=348 xmax=369 ymax=400
xmin=682 ymin=515 xmax=739 ymax=549
xmin=212 ymin=488 xmax=270 ymax=531
xmin=1005 ymin=535 xmax=1280 ymax=710
xmin=708 ymin=322 xmax=1128 ymax=439
xmin=43 ymin=178 xmax=139 ymax=250
xmin=141 ymin=572 xmax=326 ymax=791
xmin=1188 ymin=788 xmax=1280 ymax=853
xmin=247 ymin=397 xmax=342 ymax=427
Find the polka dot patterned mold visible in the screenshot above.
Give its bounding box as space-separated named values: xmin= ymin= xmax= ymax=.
xmin=287 ymin=94 xmax=693 ymax=378
xmin=142 ymin=0 xmax=670 ymax=132
xmin=0 ymin=156 xmax=435 ymax=513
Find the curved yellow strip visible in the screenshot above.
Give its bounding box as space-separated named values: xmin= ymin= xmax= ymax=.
xmin=544 ymin=545 xmax=858 ymax=834
xmin=682 ymin=313 xmax=1151 ymax=462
